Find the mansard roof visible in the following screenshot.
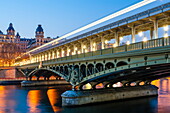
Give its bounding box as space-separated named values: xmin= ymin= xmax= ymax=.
xmin=16 ymin=32 xmax=20 ymax=37
xmin=0 ymin=30 xmax=3 ymax=34
xmin=36 ymin=24 xmax=43 ymax=33
xmin=7 ymin=23 xmax=15 ymax=31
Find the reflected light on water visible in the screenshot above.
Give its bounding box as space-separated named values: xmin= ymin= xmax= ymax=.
xmin=27 ymin=90 xmax=41 ymax=113
xmin=152 ymin=77 xmax=170 ymax=113
xmin=47 ymin=89 xmax=61 ymax=113
xmin=0 ymin=86 xmax=16 ymax=113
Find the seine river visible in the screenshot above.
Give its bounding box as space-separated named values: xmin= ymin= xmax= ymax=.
xmin=0 ymin=78 xmax=170 ymax=113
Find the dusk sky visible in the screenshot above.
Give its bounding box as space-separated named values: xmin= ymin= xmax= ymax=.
xmin=0 ymin=0 xmax=167 ymax=38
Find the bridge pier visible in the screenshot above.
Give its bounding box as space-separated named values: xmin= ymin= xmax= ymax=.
xmin=61 ymin=85 xmax=158 ymax=106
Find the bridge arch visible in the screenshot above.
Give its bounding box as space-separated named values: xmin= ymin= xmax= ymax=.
xmin=56 ymin=66 xmax=59 ymax=71
xmin=60 ymin=66 xmax=64 ymax=74
xmin=80 ymin=64 xmax=86 ymax=77
xmin=96 ymin=63 xmax=104 ymax=72
xmin=105 ymin=62 xmax=114 ymax=70
xmin=87 ymin=64 xmax=95 ymax=76
xmin=64 ymin=65 xmax=69 ymax=75
xmin=116 ymin=61 xmax=128 ymax=67
xmin=28 ymin=68 xmax=66 ymax=81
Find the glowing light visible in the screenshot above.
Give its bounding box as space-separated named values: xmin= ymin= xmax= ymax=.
xmin=25 ymin=0 xmax=156 ymax=55
xmin=113 ymin=44 xmax=117 ymax=48
xmin=72 ymin=52 xmax=75 ymax=55
xmin=105 ymin=40 xmax=108 ymax=44
xmin=75 ymin=47 xmax=77 ymax=51
xmin=164 ymin=25 xmax=169 ymax=31
xmin=83 ymin=45 xmax=86 ymax=49
xmin=143 ymin=37 xmax=148 ymax=42
xmin=120 ymin=37 xmax=123 ymax=41
xmin=93 ymin=43 xmax=96 ymax=46
xmin=126 ymin=41 xmax=130 ymax=45
xmin=78 ymin=51 xmax=81 ymax=54
xmin=164 ymin=33 xmax=168 ymax=38
xmin=68 ymin=49 xmax=70 ymax=52
xmin=138 ymin=31 xmax=144 ymax=37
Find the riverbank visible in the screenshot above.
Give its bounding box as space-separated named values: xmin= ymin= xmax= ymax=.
xmin=0 ymin=80 xmax=23 ymax=85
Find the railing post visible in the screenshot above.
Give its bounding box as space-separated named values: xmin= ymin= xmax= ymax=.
xmin=142 ymin=42 xmax=144 ymax=49
xmin=162 ymin=38 xmax=165 ymax=46
xmin=125 ymin=45 xmax=127 ymax=51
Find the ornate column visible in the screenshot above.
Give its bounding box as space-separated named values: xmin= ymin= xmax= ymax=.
xmin=153 ymin=19 xmax=158 ymax=39
xmin=89 ymin=38 xmax=94 ymax=51
xmin=115 ymin=31 xmax=119 ymax=46
xmin=81 ymin=41 xmax=85 ymax=53
xmin=131 ymin=25 xmax=136 ymax=43
xmin=66 ymin=46 xmax=70 ymax=56
xmin=150 ymin=27 xmax=154 ymax=40
xmin=101 ymin=36 xmax=105 ymax=49
xmin=150 ymin=18 xmax=158 ymax=39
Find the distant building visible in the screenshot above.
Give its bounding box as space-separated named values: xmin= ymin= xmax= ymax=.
xmin=0 ymin=23 xmax=54 ymax=66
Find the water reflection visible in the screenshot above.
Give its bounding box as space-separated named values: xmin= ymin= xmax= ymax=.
xmin=47 ymin=89 xmax=61 ymax=112
xmin=27 ymin=90 xmax=41 ymax=113
xmin=0 ymin=86 xmax=17 ymax=113
xmin=152 ymin=78 xmax=170 ymax=113
xmin=1 ymin=78 xmax=170 ymax=113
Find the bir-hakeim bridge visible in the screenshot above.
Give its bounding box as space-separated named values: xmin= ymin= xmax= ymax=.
xmin=15 ymin=2 xmax=170 ymax=106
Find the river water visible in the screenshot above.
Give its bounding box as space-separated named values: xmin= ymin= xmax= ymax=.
xmin=0 ymin=78 xmax=170 ymax=113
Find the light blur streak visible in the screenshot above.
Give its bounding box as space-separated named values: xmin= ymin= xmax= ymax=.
xmin=27 ymin=0 xmax=156 ymax=54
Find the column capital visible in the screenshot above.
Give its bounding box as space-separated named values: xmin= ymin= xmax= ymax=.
xmin=149 ymin=17 xmax=158 ymax=22
xmin=127 ymin=23 xmax=135 ymax=28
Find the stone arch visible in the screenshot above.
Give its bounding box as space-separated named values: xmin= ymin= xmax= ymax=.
xmin=96 ymin=63 xmax=104 ymax=72
xmin=116 ymin=61 xmax=128 ymax=67
xmin=105 ymin=62 xmax=114 ymax=70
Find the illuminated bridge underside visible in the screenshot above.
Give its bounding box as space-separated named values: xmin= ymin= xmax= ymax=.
xmin=78 ymin=63 xmax=170 ymax=89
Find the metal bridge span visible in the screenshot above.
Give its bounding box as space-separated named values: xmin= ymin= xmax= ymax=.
xmin=16 ymin=2 xmax=170 ymax=89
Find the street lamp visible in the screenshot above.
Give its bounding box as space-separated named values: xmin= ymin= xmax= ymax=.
xmin=164 ymin=33 xmax=168 ymax=38
xmin=126 ymin=41 xmax=130 ymax=45
xmin=143 ymin=37 xmax=148 ymax=42
xmin=164 ymin=25 xmax=169 ymax=31
xmin=113 ymin=43 xmax=117 ymax=48
xmin=120 ymin=37 xmax=123 ymax=41
xmin=138 ymin=31 xmax=144 ymax=37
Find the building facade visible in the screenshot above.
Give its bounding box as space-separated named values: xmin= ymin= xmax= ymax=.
xmin=0 ymin=23 xmax=53 ymax=66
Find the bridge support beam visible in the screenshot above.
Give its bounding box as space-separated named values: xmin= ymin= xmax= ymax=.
xmin=61 ymin=85 xmax=158 ymax=107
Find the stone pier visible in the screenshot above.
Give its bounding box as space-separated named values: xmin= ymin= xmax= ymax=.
xmin=61 ymin=85 xmax=158 ymax=106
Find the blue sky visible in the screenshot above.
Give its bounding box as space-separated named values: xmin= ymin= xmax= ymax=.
xmin=0 ymin=0 xmax=167 ymax=38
